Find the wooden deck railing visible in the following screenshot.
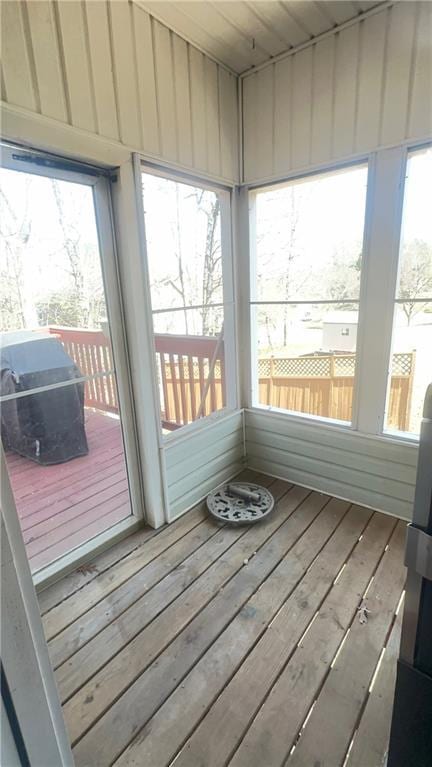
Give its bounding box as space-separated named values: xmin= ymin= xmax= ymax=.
xmin=46 ymin=327 xmax=414 ymax=432
xmin=47 ymin=326 xmax=119 ymax=413
xmin=154 ymin=333 xmax=225 ymax=429
xmin=46 ymin=326 xmax=225 ymax=430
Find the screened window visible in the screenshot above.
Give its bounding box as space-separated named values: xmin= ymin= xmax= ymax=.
xmin=385 ymin=146 xmax=432 ymax=436
xmin=250 ymin=164 xmax=368 ymax=423
xmin=141 ymin=169 xmax=235 ymax=434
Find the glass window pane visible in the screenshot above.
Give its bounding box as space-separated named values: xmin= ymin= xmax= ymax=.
xmin=386 ymin=303 xmax=432 ymax=436
xmin=254 ymin=165 xmax=368 ymax=303
xmin=396 ymin=147 xmax=432 ymax=303
xmin=253 ymin=303 xmax=358 ymax=423
xmin=0 ymin=167 xmax=133 ymax=573
xmin=385 ymin=147 xmax=432 ymax=437
xmin=141 ymin=170 xmax=231 ymax=434
xmin=153 ymin=307 xmax=225 ymax=432
xmin=142 ymin=172 xmax=223 ymax=311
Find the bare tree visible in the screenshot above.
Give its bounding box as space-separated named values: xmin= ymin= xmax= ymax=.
xmin=282 ymin=188 xmax=301 ymax=347
xmin=51 ymin=180 xmax=85 ymax=322
xmin=398 ymin=239 xmax=432 ymax=325
xmin=0 ymin=182 xmax=33 ymax=330
xmin=50 ymin=180 xmax=105 ymax=328
xmin=196 ymin=191 xmax=221 ymax=336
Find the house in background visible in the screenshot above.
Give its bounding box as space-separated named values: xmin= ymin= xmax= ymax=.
xmin=1 ymin=2 xmax=431 ymax=766
xmin=322 ymin=311 xmax=358 ymax=353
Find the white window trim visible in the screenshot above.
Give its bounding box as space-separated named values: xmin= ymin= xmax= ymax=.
xmin=244 ymin=144 xmax=430 ymax=445
xmin=135 ymin=154 xmax=239 ymax=445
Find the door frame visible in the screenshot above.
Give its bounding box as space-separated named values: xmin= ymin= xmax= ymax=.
xmin=1 ymin=143 xmax=146 ymax=585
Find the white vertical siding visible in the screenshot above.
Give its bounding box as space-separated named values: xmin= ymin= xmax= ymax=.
xmin=164 ymin=412 xmax=245 ymax=520
xmin=1 ymin=0 xmax=239 ymax=182
xmin=24 ymin=0 xmax=68 ymax=123
xmin=242 ymin=2 xmax=432 ymax=182
xmin=85 ymin=0 xmax=119 ymax=141
xmin=55 ymin=0 xmax=96 ymax=134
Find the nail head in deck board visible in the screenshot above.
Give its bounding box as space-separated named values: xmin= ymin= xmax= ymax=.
xmin=70 ymin=487 xmax=319 ymax=759
xmin=346 ymin=603 xmax=404 ymax=767
xmin=86 ymin=494 xmax=342 ymax=766
xmin=229 ymin=510 xmax=398 ymax=767
xmin=63 ymin=483 xmax=305 ymax=744
xmin=42 ymin=505 xmax=206 ymax=641
xmin=169 ymin=503 xmax=376 ymax=767
xmin=285 ymin=520 xmax=407 ymax=767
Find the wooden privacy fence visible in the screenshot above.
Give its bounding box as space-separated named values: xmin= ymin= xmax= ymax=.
xmin=258 ymin=352 xmax=415 ymax=429
xmin=47 ymin=327 xmax=414 ymax=432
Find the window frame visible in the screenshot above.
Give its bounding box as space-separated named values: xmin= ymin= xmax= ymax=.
xmin=246 ymin=144 xmax=431 ymax=444
xmin=136 ymin=157 xmax=238 ymax=444
xmin=382 ymin=142 xmax=432 ymax=440
xmin=247 ymin=157 xmax=371 ymax=432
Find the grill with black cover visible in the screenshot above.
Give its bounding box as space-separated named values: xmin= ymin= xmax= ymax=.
xmin=1 ymin=330 xmax=88 ymax=465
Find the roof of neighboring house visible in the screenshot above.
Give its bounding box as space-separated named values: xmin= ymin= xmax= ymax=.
xmin=323 ymin=311 xmax=359 ymax=325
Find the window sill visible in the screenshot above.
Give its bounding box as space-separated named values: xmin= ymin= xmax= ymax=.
xmin=247 ymin=404 xmax=419 ymax=449
xmin=161 ymin=407 xmax=241 ymax=446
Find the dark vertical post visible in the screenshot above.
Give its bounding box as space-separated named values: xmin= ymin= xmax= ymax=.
xmin=388 ymin=384 xmax=432 ymax=767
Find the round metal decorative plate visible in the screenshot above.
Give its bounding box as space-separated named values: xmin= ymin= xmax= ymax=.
xmin=206 ymin=483 xmax=275 ymax=525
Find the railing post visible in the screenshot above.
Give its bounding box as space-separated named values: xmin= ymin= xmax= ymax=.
xmin=329 ymin=354 xmax=336 ymax=419
xmin=268 ymin=356 xmax=275 ymax=406
xmin=405 ymin=350 xmax=416 ymax=432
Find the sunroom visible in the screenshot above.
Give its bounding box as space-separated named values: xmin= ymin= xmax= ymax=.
xmin=1 ymin=2 xmax=431 ymax=766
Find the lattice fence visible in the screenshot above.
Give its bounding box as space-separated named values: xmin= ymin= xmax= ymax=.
xmin=258 ymin=352 xmax=414 ymax=379
xmin=258 ymin=351 xmax=415 ymax=430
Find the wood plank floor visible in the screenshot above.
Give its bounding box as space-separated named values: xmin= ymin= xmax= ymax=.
xmin=5 ymin=409 xmax=131 ymax=572
xmin=39 ymin=471 xmax=406 ymax=767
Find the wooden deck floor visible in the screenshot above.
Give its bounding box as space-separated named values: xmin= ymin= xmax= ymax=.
xmin=39 ymin=471 xmax=406 ymax=767
xmin=5 ymin=409 xmax=131 ymax=572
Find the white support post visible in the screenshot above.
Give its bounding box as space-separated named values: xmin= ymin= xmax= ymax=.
xmin=355 ymin=146 xmax=407 ymax=434
xmin=235 ymin=185 xmax=254 ymax=409
xmin=111 ymin=158 xmax=166 ymax=528
xmin=220 ymin=188 xmax=239 ymax=413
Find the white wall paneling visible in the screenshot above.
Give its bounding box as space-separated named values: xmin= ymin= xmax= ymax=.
xmin=165 ymin=411 xmax=245 ymax=520
xmin=24 ymin=0 xmax=68 ymax=122
xmin=1 ymin=0 xmax=239 ymax=183
xmin=245 ymin=410 xmax=418 ymax=520
xmin=242 ymin=1 xmax=432 ymax=182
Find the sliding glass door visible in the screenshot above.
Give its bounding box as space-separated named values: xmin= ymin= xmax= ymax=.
xmin=0 ymin=146 xmax=141 ymax=576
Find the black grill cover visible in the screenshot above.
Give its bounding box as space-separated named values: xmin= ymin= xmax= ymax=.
xmin=1 ymin=331 xmax=88 ymax=465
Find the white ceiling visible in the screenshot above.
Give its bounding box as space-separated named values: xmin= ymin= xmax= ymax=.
xmin=135 ymin=1 xmax=386 ymax=74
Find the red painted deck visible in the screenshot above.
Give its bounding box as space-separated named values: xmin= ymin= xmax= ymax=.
xmin=5 ymin=409 xmax=132 ymax=573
